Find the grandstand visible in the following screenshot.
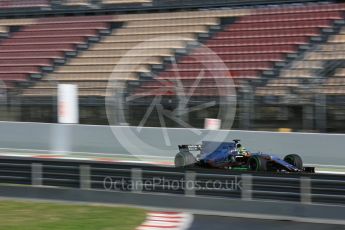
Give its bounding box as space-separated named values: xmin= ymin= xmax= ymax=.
xmin=0 ymin=0 xmax=344 ymax=132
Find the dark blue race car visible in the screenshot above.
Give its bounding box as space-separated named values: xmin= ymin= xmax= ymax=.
xmin=175 ymin=140 xmax=315 ymax=173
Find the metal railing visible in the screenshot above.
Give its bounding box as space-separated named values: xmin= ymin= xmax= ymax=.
xmin=0 ymin=156 xmax=344 ymax=206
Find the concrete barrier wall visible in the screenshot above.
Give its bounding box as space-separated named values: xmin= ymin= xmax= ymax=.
xmin=0 ymin=121 xmax=344 ymax=165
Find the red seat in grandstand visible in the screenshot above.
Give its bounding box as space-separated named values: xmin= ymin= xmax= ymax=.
xmin=228 ymin=20 xmax=332 ymax=31
xmin=0 ymin=0 xmax=49 ymax=9
xmin=206 ymin=37 xmax=309 ymax=46
xmin=0 ymin=66 xmax=40 ymax=74
xmin=0 ymin=74 xmax=29 ymax=81
xmin=0 ymin=59 xmax=52 ymax=66
xmin=179 ymin=53 xmax=285 ymax=62
xmin=214 ymin=28 xmax=320 ymax=39
xmin=254 ymin=3 xmax=345 ymax=14
xmin=168 ymin=62 xmax=273 ymax=71
xmin=157 ymin=70 xmax=260 ymax=79
xmin=0 ymin=15 xmax=113 ymax=83
xmin=0 ymin=51 xmax=65 ymax=59
xmin=194 ymin=45 xmax=298 ymax=54
xmin=0 ymin=44 xmax=76 ymax=52
xmin=237 ymin=11 xmax=343 ymax=23
xmin=134 ymin=4 xmax=343 ymax=97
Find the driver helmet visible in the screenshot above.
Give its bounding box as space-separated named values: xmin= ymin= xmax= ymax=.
xmin=236 ymin=143 xmax=247 ymax=154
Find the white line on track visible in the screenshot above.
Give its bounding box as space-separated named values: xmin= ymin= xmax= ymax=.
xmin=315 ymin=170 xmax=345 ymax=175
xmin=137 ymin=212 xmax=193 ymax=230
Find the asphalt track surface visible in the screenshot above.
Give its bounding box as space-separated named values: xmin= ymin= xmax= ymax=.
xmin=189 ymin=215 xmax=345 ymax=230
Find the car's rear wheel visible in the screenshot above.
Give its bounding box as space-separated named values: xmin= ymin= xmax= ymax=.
xmin=284 ymin=154 xmax=303 ymax=170
xmin=248 ymin=155 xmax=267 ymax=171
xmin=174 ymin=151 xmax=197 ymax=168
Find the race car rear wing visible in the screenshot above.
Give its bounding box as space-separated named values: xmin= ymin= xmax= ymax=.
xmin=178 ymin=144 xmax=202 ymax=152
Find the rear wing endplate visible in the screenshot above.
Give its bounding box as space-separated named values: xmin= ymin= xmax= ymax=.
xmin=178 ymin=144 xmax=201 ymax=151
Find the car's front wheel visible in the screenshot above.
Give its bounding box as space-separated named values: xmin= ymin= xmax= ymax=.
xmin=248 ymin=155 xmax=267 ymax=171
xmin=284 ymin=154 xmax=303 ymax=170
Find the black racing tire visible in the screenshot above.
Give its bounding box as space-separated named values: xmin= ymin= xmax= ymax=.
xmin=248 ymin=155 xmax=267 ymax=171
xmin=174 ymin=151 xmax=197 ymax=168
xmin=284 ymin=154 xmax=303 ymax=170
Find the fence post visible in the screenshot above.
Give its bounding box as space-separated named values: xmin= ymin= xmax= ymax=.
xmin=300 ymin=177 xmax=312 ymax=204
xmin=241 ymin=174 xmax=252 ymax=201
xmin=80 ymin=165 xmax=91 ymax=190
xmin=131 ymin=168 xmax=143 ymax=193
xmin=31 ymin=163 xmax=42 ymax=186
xmin=185 ymin=171 xmax=196 ymax=196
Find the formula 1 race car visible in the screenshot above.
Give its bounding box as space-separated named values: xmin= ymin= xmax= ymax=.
xmin=174 ymin=140 xmax=315 ymax=173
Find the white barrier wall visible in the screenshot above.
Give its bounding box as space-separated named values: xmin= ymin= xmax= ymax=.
xmin=0 ymin=121 xmax=344 ymax=165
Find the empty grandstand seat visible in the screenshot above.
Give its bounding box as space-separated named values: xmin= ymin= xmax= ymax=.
xmin=228 ymin=20 xmax=333 ymax=31
xmin=0 ymin=44 xmax=76 ymax=52
xmin=194 ymin=45 xmax=298 ymax=54
xmin=319 ymin=86 xmax=345 ymax=95
xmin=168 ymin=62 xmax=273 ymax=71
xmin=206 ymin=37 xmax=309 ymax=46
xmin=47 ymin=73 xmax=137 ymax=81
xmin=0 ymin=51 xmax=65 ymax=59
xmin=0 ymin=59 xmax=52 ymax=66
xmin=55 ymin=65 xmax=151 ymax=73
xmin=125 ymin=17 xmax=219 ymax=28
xmin=0 ymin=0 xmax=49 ymax=9
xmin=12 ymin=29 xmax=99 ymax=38
xmin=254 ymin=3 xmax=345 ymax=14
xmin=334 ymin=68 xmax=345 ymax=77
xmin=266 ymin=78 xmax=301 ymax=87
xmin=37 ymin=15 xmax=114 ymax=24
xmin=238 ymin=11 xmax=343 ymax=23
xmin=157 ymin=70 xmax=259 ymax=79
xmin=22 ymin=22 xmax=110 ymax=31
xmin=1 ymin=37 xmax=88 ymax=45
xmin=0 ymin=15 xmax=114 ymax=85
xmin=102 ymin=0 xmax=152 ymax=4
xmin=325 ymin=78 xmax=345 ymax=85
xmin=0 ymin=73 xmax=29 ymax=81
xmin=0 ymin=66 xmax=40 ymax=74
xmin=180 ymin=53 xmax=285 ymax=62
xmin=68 ymin=56 xmax=162 ymax=65
xmin=214 ymin=28 xmax=320 ymax=39
xmin=102 ymin=33 xmax=196 ymax=43
xmin=79 ymin=49 xmax=174 ymax=57
xmin=114 ymin=25 xmax=209 ymax=35
xmin=90 ymin=41 xmax=187 ymax=50
xmin=13 ymin=3 xmax=345 ymax=100
xmin=62 ymin=0 xmax=91 ymax=6
xmin=256 ymin=87 xmax=290 ymax=96
xmin=133 ymin=3 xmax=343 ymax=97
xmin=44 ymin=11 xmax=226 ymax=93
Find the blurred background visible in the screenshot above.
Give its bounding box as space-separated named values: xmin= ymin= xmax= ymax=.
xmin=1 ymin=2 xmax=345 ymax=229
xmin=0 ymin=0 xmax=344 ymax=133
